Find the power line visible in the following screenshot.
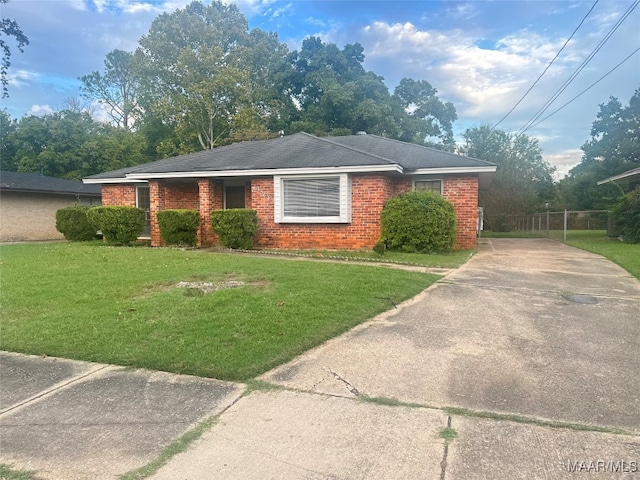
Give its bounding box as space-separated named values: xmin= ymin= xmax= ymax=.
xmin=493 ymin=0 xmax=599 ymax=129
xmin=518 ymin=0 xmax=640 ymax=135
xmin=527 ymin=46 xmax=640 ymax=130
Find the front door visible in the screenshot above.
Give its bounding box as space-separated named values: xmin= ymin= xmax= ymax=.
xmin=225 ymin=185 xmax=245 ymax=209
xmin=136 ymin=185 xmax=151 ymax=237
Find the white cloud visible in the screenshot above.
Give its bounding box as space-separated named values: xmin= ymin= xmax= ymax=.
xmin=360 ymin=21 xmax=576 ymax=120
xmin=7 ymin=70 xmax=40 ymax=88
xmin=545 ymin=148 xmax=583 ymax=179
xmin=29 ymin=104 xmax=55 ymax=116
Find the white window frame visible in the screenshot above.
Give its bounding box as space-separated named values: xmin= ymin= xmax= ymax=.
xmin=414 ymin=178 xmax=443 ymax=195
xmin=274 ymin=174 xmax=351 ymax=223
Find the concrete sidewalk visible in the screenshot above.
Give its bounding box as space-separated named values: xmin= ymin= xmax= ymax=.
xmin=1 ymin=238 xmax=639 ymax=479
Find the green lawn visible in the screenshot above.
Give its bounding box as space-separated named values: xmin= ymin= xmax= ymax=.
xmin=564 ymin=230 xmax=640 ymax=280
xmin=0 ymin=242 xmax=441 ymax=381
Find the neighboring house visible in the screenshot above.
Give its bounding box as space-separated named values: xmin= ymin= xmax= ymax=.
xmin=83 ymin=132 xmax=497 ymax=250
xmin=0 ymin=171 xmax=101 ymax=242
xmin=597 ymin=166 xmax=640 ymax=192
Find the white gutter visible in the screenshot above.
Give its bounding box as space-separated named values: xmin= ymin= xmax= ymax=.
xmin=83 ymin=178 xmax=149 ymax=184
xmin=123 ymin=164 xmax=404 ymax=180
xmin=408 ymin=166 xmax=497 ymax=175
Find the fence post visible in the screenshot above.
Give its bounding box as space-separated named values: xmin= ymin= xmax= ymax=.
xmin=563 ymin=209 xmax=568 ymax=242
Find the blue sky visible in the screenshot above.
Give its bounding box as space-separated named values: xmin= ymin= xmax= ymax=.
xmin=2 ymin=0 xmax=639 ymax=177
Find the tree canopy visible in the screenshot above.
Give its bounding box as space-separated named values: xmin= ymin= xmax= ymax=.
xmin=1 ymin=0 xmax=29 ymax=98
xmin=557 ymin=89 xmax=639 ymax=210
xmin=458 ymin=125 xmax=555 ymax=230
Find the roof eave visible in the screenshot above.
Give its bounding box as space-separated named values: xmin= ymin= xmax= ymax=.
xmin=407 ymin=166 xmax=498 ymax=175
xmin=117 ymin=164 xmax=404 ymax=181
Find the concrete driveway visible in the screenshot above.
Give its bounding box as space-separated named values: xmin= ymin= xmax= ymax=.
xmin=262 ymin=238 xmax=640 ymax=432
xmin=1 ymin=238 xmax=639 ymax=479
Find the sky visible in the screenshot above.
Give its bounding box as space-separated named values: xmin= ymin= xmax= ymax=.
xmin=2 ymin=0 xmax=639 ymax=178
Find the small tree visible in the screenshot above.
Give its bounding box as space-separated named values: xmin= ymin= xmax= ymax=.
xmin=380 ymin=191 xmax=457 ymax=253
xmin=157 ymin=209 xmax=200 ymax=246
xmin=55 ymin=205 xmax=96 ymax=241
xmin=612 ymin=186 xmax=640 ymax=244
xmin=211 ymin=209 xmax=257 ymax=249
xmin=88 ymin=206 xmax=145 ymax=245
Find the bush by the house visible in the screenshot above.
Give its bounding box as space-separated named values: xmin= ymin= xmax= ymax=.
xmin=612 ymin=186 xmax=640 ymax=244
xmin=380 ymin=191 xmax=457 ymax=253
xmin=55 ymin=205 xmax=97 ymax=241
xmin=157 ymin=209 xmax=200 ymax=246
xmin=211 ymin=209 xmax=258 ymax=249
xmin=87 ymin=206 xmax=145 ymax=245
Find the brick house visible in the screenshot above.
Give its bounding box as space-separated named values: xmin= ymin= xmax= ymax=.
xmin=83 ymin=132 xmax=496 ymax=250
xmin=1 ymin=171 xmax=101 ymax=242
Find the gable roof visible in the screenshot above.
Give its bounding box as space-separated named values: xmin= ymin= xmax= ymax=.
xmin=84 ymin=132 xmax=496 ymax=184
xmin=1 ymin=171 xmax=101 ymax=196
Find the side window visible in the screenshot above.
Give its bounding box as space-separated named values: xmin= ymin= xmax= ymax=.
xmin=414 ymin=180 xmax=442 ymax=195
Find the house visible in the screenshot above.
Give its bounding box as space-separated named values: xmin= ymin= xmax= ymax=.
xmin=597 ymin=166 xmax=640 ymax=192
xmin=0 ymin=171 xmax=102 ymax=242
xmin=83 ymin=132 xmax=497 ymax=250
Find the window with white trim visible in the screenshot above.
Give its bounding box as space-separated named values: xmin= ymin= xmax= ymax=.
xmin=414 ymin=179 xmax=442 ymax=195
xmin=274 ymin=174 xmax=351 ymax=223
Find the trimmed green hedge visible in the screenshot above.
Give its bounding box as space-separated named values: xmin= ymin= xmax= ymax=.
xmin=380 ymin=191 xmax=457 ymax=253
xmin=157 ymin=209 xmax=200 ymax=246
xmin=211 ymin=209 xmax=258 ymax=249
xmin=55 ymin=205 xmax=96 ymax=241
xmin=613 ymin=186 xmax=640 ymax=244
xmin=87 ymin=206 xmax=145 ymax=245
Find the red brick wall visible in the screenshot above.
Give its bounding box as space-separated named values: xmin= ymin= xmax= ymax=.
xmin=251 ymin=175 xmax=393 ymax=250
xmin=149 ymin=181 xmax=165 ymax=246
xmin=101 ymin=185 xmax=136 ymax=207
xmin=198 ymin=179 xmax=223 ymax=247
xmin=164 ymin=183 xmax=199 ymax=210
xmin=443 ymin=176 xmax=478 ymax=249
xmin=101 ymin=175 xmax=479 ymax=250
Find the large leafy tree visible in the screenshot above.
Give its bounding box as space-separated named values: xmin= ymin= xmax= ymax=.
xmin=7 ymin=110 xmax=149 ymax=179
xmin=285 ymin=37 xmax=456 ymax=147
xmin=579 ymin=88 xmax=640 ymax=178
xmin=133 ymin=0 xmax=289 ymax=152
xmin=1 ymin=0 xmax=29 ymax=98
xmin=458 ymin=125 xmax=555 ymax=230
xmin=79 ymin=49 xmax=140 ymax=130
xmin=558 ymin=89 xmax=639 ymax=210
xmin=392 ymin=78 xmax=457 ymax=149
xmin=0 ymin=109 xmax=18 ymax=170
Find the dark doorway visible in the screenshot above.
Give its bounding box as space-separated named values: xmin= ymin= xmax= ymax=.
xmin=225 ymin=186 xmax=245 ymax=209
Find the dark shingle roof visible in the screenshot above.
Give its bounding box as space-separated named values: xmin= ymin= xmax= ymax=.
xmin=1 ymin=171 xmax=101 ymax=195
xmin=85 ymin=132 xmax=496 ymax=181
xmin=327 ymin=134 xmax=495 ymax=170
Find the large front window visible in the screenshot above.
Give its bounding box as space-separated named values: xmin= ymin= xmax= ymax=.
xmin=274 ymin=174 xmax=351 ymax=223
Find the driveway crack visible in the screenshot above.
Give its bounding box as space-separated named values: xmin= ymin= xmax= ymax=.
xmin=328 ymin=369 xmax=360 ymax=396
xmin=440 ymin=415 xmax=452 ymax=480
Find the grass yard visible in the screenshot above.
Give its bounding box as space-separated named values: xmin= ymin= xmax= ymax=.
xmin=0 ymin=242 xmax=441 ymax=381
xmin=564 ymin=230 xmax=640 ymax=280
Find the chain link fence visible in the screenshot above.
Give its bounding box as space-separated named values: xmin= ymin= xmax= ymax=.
xmin=481 ymin=210 xmax=611 ymax=241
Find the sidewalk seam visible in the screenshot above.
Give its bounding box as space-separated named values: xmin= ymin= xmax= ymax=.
xmin=0 ymin=364 xmax=110 ymax=417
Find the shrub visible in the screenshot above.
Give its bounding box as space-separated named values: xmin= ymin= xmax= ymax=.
xmin=612 ymin=186 xmax=640 ymax=244
xmin=372 ymin=241 xmax=386 ymax=256
xmin=157 ymin=209 xmax=200 ymax=246
xmin=211 ymin=209 xmax=258 ymax=249
xmin=87 ymin=206 xmax=145 ymax=245
xmin=380 ymin=191 xmax=457 ymax=253
xmin=55 ymin=205 xmax=96 ymax=241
